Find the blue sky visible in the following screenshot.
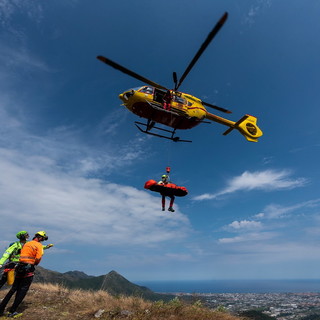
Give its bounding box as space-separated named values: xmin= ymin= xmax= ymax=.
xmin=0 ymin=0 xmax=320 ymax=282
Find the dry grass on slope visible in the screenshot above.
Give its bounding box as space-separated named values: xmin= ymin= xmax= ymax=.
xmin=0 ymin=283 xmax=242 ymax=320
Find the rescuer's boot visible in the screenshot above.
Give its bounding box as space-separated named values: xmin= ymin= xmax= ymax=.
xmin=7 ymin=312 xmax=23 ymax=318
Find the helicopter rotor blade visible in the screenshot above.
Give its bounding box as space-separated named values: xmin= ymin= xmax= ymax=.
xmin=202 ymin=101 xmax=232 ymax=114
xmin=97 ymin=56 xmax=169 ymax=91
xmin=173 ymin=72 xmax=178 ymax=89
xmin=175 ymin=12 xmax=228 ymax=91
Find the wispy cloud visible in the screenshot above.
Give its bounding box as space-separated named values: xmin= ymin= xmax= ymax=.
xmin=218 ymin=198 xmax=320 ymax=251
xmin=227 ymin=220 xmax=262 ymax=231
xmin=193 ymin=170 xmax=307 ymax=201
xmin=0 ymin=7 xmax=190 ymax=249
xmin=242 ymin=0 xmax=272 ymax=26
xmin=0 ymin=44 xmax=52 ymax=73
xmin=0 ymin=0 xmax=44 ymax=26
xmin=0 ymin=96 xmax=191 ymax=248
xmin=215 ymin=240 xmax=320 ymax=266
xmin=256 ymin=199 xmax=320 ymax=219
xmin=218 ymin=232 xmax=275 ymax=244
xmin=0 ymin=138 xmax=191 ymax=247
xmin=0 ymin=149 xmax=190 ymax=246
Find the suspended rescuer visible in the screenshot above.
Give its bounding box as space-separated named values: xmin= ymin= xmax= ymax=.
xmin=158 ymin=174 xmax=175 ymax=212
xmin=0 ymin=231 xmax=49 ymax=318
xmin=0 ymin=231 xmax=29 ymax=289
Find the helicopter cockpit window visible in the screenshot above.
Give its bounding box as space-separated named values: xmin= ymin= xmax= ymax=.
xmin=139 ymin=86 xmax=154 ymax=94
xmin=173 ymin=95 xmax=186 ymax=104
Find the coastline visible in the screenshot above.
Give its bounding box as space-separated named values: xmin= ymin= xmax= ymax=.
xmin=136 ymin=279 xmax=320 ymax=294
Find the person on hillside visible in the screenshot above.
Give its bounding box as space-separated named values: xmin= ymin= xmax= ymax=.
xmin=0 ymin=231 xmax=49 ymax=318
xmin=0 ymin=232 xmax=53 ymax=290
xmin=158 ymin=174 xmax=175 ymax=212
xmin=0 ymin=231 xmax=29 ymax=289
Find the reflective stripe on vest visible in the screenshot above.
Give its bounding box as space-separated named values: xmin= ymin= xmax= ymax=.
xmin=19 ymin=255 xmax=36 ymax=264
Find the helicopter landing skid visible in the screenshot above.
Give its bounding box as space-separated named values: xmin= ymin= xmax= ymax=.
xmin=135 ymin=121 xmax=192 ymax=143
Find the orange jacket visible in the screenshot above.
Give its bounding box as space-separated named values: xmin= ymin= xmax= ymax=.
xmin=19 ymin=240 xmax=44 ymax=265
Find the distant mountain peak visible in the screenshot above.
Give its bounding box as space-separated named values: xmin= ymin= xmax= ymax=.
xmin=63 ymin=270 xmax=93 ymax=279
xmin=34 ymin=267 xmax=173 ymax=301
xmin=107 ymin=270 xmax=121 ymax=276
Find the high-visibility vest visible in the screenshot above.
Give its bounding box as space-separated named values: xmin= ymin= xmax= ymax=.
xmin=0 ymin=241 xmax=23 ymax=265
xmin=19 ymin=240 xmax=44 ymax=265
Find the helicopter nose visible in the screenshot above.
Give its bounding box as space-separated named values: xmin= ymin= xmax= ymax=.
xmin=119 ymin=90 xmax=134 ymax=102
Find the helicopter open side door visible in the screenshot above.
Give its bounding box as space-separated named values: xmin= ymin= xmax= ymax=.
xmin=153 ymin=88 xmax=167 ymax=104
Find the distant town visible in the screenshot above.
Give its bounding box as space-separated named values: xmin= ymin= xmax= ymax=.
xmin=178 ymin=292 xmax=320 ymax=320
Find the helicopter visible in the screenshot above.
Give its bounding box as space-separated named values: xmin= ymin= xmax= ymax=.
xmin=97 ymin=12 xmax=263 ymax=143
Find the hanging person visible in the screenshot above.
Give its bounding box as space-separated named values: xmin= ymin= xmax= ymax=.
xmin=158 ymin=174 xmax=175 ymax=212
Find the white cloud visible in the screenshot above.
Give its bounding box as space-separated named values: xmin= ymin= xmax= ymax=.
xmin=218 ymin=232 xmax=274 ymax=244
xmin=0 ymin=0 xmax=44 ymax=26
xmin=0 ymin=93 xmax=148 ymax=177
xmin=242 ymin=0 xmax=272 ymax=26
xmin=219 ymin=199 xmax=320 ymax=245
xmin=260 ymin=199 xmax=320 ymax=219
xmin=0 ymin=44 xmax=51 ymax=73
xmin=0 ymin=23 xmax=189 ymax=249
xmin=214 ymin=239 xmax=320 ymax=270
xmin=0 ymin=143 xmax=191 ymax=247
xmin=193 ymin=170 xmax=307 ymax=201
xmin=0 ymin=98 xmax=191 ymax=248
xmin=228 ymin=220 xmax=262 ymax=231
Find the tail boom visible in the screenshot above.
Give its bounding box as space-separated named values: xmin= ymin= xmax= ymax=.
xmin=205 ymin=112 xmax=263 ymax=142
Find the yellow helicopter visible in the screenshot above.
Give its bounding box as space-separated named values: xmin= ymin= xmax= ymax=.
xmin=97 ymin=12 xmax=263 ymax=143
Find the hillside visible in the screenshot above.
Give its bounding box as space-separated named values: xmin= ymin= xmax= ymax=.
xmin=0 ymin=282 xmax=243 ymax=320
xmin=33 ymin=267 xmax=172 ymax=301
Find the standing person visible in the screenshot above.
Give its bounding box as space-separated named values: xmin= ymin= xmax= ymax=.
xmin=0 ymin=231 xmax=29 ymax=289
xmin=163 ymin=90 xmax=172 ymax=111
xmin=158 ymin=174 xmax=175 ymax=212
xmin=0 ymin=231 xmax=49 ymax=318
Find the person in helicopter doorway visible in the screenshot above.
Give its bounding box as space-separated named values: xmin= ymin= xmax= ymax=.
xmin=158 ymin=174 xmax=175 ymax=212
xmin=163 ymin=91 xmax=172 ymax=111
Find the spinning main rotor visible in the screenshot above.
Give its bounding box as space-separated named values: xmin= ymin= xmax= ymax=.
xmin=97 ymin=12 xmax=230 ymax=114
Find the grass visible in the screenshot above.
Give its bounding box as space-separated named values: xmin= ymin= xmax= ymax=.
xmin=0 ymin=283 xmax=243 ymax=320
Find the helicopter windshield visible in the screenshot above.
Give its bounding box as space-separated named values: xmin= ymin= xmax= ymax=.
xmin=173 ymin=95 xmax=186 ymax=104
xmin=138 ymin=86 xmax=154 ymax=94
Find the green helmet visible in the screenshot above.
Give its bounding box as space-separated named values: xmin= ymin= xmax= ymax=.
xmin=162 ymin=175 xmax=168 ymax=179
xmin=16 ymin=231 xmax=29 ymax=240
xmin=35 ymin=231 xmax=48 ymax=241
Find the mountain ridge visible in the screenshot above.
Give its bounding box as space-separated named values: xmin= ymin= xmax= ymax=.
xmin=33 ymin=266 xmax=173 ymax=301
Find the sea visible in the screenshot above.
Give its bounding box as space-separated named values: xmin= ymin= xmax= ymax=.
xmin=136 ymin=279 xmax=320 ymax=294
